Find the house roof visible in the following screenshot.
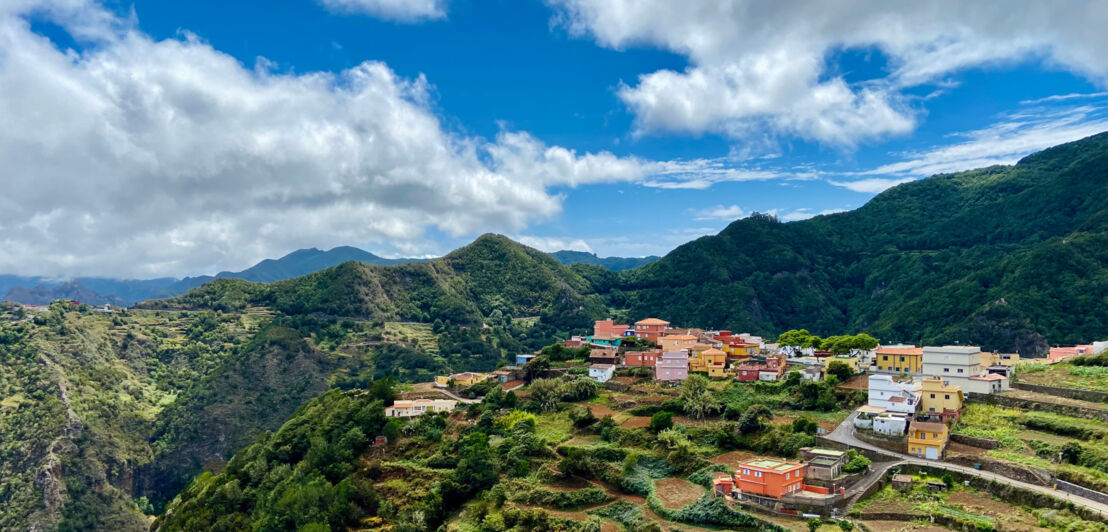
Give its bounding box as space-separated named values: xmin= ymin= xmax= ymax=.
xmin=811 ymin=458 xmax=838 ymax=467
xmin=910 ymin=420 xmax=948 ymax=433
xmin=590 ymin=363 xmax=615 ymax=370
xmin=451 ymin=372 xmax=484 ymax=380
xmin=970 ymin=374 xmax=1006 ymax=381
xmin=857 ymin=405 xmax=886 ymax=414
xmin=741 ymin=458 xmax=805 ymax=472
xmin=664 ymin=334 xmax=698 ymax=341
xmin=635 ymin=317 xmax=670 ymax=325
xmin=877 ymin=346 xmax=923 ymax=355
xmin=809 ymin=448 xmax=845 ymax=457
xmin=703 ymin=348 xmax=726 ymax=356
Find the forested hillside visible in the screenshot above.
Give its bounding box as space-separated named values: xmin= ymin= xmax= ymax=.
xmin=614 ymin=132 xmax=1108 ymax=354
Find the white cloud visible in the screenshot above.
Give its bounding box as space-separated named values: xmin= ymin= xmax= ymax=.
xmin=827 ymin=177 xmax=916 ymax=193
xmin=861 ymin=104 xmax=1107 ymax=178
xmin=1019 ymin=92 xmax=1107 ymax=105
xmin=515 ymin=236 xmax=593 ymax=253
xmin=550 ymin=0 xmax=1108 ymax=148
xmin=694 ymin=205 xmax=744 ymax=221
xmin=0 ymin=2 xmax=654 ymax=278
xmin=318 ymin=0 xmax=447 ymax=22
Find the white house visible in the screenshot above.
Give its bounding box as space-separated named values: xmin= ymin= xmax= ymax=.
xmin=868 ymin=374 xmax=920 ymax=414
xmin=589 ymin=363 xmax=616 ymax=383
xmin=922 ymin=346 xmax=1009 ymax=395
xmin=385 ymin=399 xmax=458 ymax=418
xmin=873 ymin=412 xmax=910 ymax=436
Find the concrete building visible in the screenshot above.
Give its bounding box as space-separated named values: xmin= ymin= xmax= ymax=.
xmin=874 ymin=345 xmax=923 ymax=374
xmin=589 ymin=364 xmax=616 ymax=383
xmin=593 ymin=319 xmax=629 ymax=338
xmin=868 ymin=374 xmax=920 ymax=414
xmin=385 ymin=399 xmax=458 ymax=418
xmin=736 ymin=458 xmax=807 ymax=498
xmin=633 ymin=318 xmax=670 ymax=342
xmin=660 ymin=334 xmax=698 ymax=354
xmin=919 ymin=378 xmax=963 ymax=420
xmin=655 ymin=351 xmax=689 ymax=382
xmin=922 ymin=345 xmax=1009 ymax=395
xmin=907 ymin=420 xmax=949 ymax=460
xmin=800 ymin=448 xmax=846 ymax=480
xmin=874 ymin=412 xmax=910 ymax=436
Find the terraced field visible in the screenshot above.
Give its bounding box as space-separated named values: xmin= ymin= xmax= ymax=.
xmin=383 ymin=321 xmax=440 ymax=354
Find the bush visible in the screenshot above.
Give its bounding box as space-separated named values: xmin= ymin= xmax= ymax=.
xmin=842 ymin=449 xmax=871 ymax=474
xmin=649 ymin=412 xmax=674 ymax=433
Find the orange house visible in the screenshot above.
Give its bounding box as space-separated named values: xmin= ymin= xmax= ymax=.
xmin=660 ymin=334 xmax=698 ymax=354
xmin=634 ymin=318 xmax=670 ymax=342
xmin=736 ymin=458 xmax=807 ymax=499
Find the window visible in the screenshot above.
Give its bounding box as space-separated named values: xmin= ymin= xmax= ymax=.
xmin=755 ymin=471 xmax=762 ymax=478
xmin=882 ymin=355 xmax=888 ymax=361
xmin=930 ymin=393 xmax=935 ymax=398
xmin=900 ymin=356 xmax=905 ymax=361
xmin=943 ymin=368 xmax=949 ymax=372
xmin=944 ymin=394 xmax=950 ymax=400
xmin=957 ymin=368 xmax=964 ymax=373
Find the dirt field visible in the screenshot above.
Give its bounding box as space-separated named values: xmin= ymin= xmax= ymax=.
xmin=1000 ymin=388 xmax=1108 ymax=411
xmin=653 ymin=478 xmax=705 ymax=509
xmin=709 ymin=450 xmax=756 ymax=467
xmin=838 ymin=374 xmax=869 ymax=390
xmin=621 ymin=416 xmax=651 ymax=428
xmin=861 ymin=520 xmax=948 ymax=532
xmin=946 ymin=490 xmax=1047 ymax=530
xmin=945 ymin=441 xmax=987 ymax=458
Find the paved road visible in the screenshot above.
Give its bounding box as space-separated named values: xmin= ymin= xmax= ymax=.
xmin=826 ymin=412 xmax=1108 ymax=519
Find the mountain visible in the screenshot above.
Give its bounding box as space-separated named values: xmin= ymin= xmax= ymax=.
xmin=145 ymin=234 xmax=608 ymax=331
xmin=550 ymin=250 xmax=660 ymax=271
xmin=2 ymin=280 xmax=126 ymax=306
xmin=0 ymin=247 xmax=427 ymax=305
xmin=614 ymin=132 xmax=1108 ymax=355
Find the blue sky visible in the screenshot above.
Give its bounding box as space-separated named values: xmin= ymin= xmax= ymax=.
xmin=2 ymin=0 xmax=1106 ymax=277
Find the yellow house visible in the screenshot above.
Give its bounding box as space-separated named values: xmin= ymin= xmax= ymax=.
xmin=919 ymin=378 xmax=963 ymax=420
xmin=875 ymin=346 xmax=923 ymax=374
xmin=687 ymin=343 xmax=712 ymax=372
xmin=907 ymin=420 xmax=949 ymax=460
xmin=659 ymin=334 xmax=698 ymax=355
xmin=435 ymin=372 xmax=487 ymax=388
xmin=703 ymin=348 xmax=728 ymax=378
xmin=828 ymin=355 xmax=859 ymax=374
xmin=996 ymin=352 xmax=1020 ymax=366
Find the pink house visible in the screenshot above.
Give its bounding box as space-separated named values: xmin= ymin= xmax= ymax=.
xmin=655 ymin=351 xmax=689 ymax=381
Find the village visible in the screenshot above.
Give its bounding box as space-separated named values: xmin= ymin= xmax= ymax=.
xmin=409 ymin=317 xmax=1108 ymax=529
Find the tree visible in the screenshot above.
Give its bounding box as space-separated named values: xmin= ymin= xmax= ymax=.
xmin=679 ymin=374 xmax=722 ymax=419
xmin=808 ymin=518 xmax=822 ymax=532
xmin=826 ymin=360 xmax=854 ymax=381
xmin=528 ymin=378 xmax=563 ymax=412
xmin=522 ymin=356 xmax=550 ymax=383
xmin=940 ymin=473 xmax=955 ymax=488
xmin=737 ymin=404 xmax=773 ymax=434
xmin=649 ymin=411 xmax=674 ymax=433
xmin=1061 ymin=441 xmax=1083 ymax=465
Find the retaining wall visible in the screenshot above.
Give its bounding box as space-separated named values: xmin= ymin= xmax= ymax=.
xmin=968 ymin=394 xmax=1108 ymax=422
xmin=1012 ymin=382 xmax=1108 ymax=403
xmin=1057 ymin=479 xmax=1108 ymax=506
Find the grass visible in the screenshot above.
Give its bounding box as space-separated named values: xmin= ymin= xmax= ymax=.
xmin=535 ymin=412 xmax=574 ymax=444
xmin=1015 ymin=362 xmax=1108 ymax=392
xmin=382 ymin=322 xmax=439 ymax=355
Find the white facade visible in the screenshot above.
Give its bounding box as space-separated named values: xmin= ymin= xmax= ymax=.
xmin=589 ymin=364 xmax=616 ymax=383
xmin=922 ymin=346 xmax=1009 ymax=395
xmin=868 ymin=374 xmax=920 ymax=414
xmin=385 ymin=399 xmax=458 ymax=418
xmin=874 ymin=413 xmax=909 ymax=436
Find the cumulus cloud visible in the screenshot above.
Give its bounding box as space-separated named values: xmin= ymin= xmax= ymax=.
xmin=694 ymin=205 xmax=745 ymax=221
xmin=0 ymin=1 xmax=652 ymax=277
xmin=318 ymin=0 xmax=447 ymax=22
xmin=549 ymin=0 xmax=1108 ymax=148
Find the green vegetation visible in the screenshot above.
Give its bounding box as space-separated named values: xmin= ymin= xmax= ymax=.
xmin=1016 ymin=361 xmax=1108 ymax=392
xmin=614 ymin=133 xmax=1108 ymax=354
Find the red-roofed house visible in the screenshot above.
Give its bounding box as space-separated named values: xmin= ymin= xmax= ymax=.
xmin=634 ymin=318 xmax=670 ymax=342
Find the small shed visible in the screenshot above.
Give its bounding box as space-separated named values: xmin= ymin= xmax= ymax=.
xmin=892 ymin=474 xmax=914 ymax=490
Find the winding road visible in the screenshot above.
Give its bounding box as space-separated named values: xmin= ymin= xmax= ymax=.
xmin=825 ymin=412 xmax=1108 ymax=519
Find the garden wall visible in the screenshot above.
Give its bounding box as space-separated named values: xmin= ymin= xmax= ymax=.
xmin=1056 ymin=479 xmax=1108 ymax=506
xmin=949 ymin=433 xmax=1000 ymax=449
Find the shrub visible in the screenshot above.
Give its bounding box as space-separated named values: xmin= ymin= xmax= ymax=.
xmin=649 ymin=412 xmax=674 ymax=433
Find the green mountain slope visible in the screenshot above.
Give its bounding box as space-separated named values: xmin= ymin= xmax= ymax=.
xmin=549 ymin=250 xmax=661 ymax=271
xmin=147 ymin=234 xmax=608 ymax=331
xmin=616 ymin=132 xmax=1108 ymax=353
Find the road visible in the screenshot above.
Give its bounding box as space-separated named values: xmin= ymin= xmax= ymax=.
xmin=826 ymin=412 xmax=1108 ymax=519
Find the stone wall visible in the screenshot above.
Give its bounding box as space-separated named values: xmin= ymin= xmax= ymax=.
xmin=853 ymin=430 xmax=908 ymax=454
xmin=968 ymin=394 xmax=1108 ymax=422
xmin=1057 ymin=480 xmax=1108 ymax=506
xmin=949 ymin=433 xmax=1000 ymax=449
xmin=946 ymin=455 xmax=1054 ymax=486
xmin=1012 ymin=382 xmax=1108 ymax=403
